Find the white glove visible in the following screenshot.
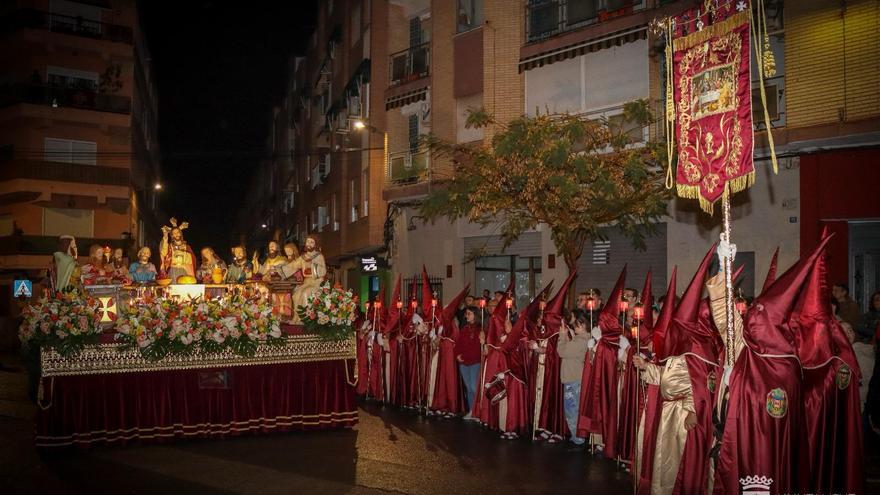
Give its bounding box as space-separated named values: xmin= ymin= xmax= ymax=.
xmin=587 ymin=338 xmax=596 ymax=350
xmin=591 ymin=326 xmax=602 ymax=341
xmin=617 ymin=335 xmax=631 ymax=362
xmin=723 ymin=364 xmax=733 ymax=387
xmin=367 ymin=330 xmax=376 ymax=341
xmin=717 ymin=237 xmax=737 ymax=262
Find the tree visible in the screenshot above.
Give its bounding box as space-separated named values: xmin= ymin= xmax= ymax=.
xmin=419 ymin=100 xmax=670 ymax=272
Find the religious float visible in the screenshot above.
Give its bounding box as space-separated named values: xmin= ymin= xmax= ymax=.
xmin=20 ymin=219 xmax=360 ymax=448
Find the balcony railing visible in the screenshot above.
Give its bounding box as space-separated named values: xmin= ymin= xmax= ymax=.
xmin=389 ymin=43 xmax=430 ymax=87
xmin=526 ymin=0 xmax=638 ymax=43
xmin=0 ymin=9 xmax=133 ymax=44
xmin=387 ymin=149 xmax=429 ymax=186
xmin=0 ymin=159 xmax=129 ymax=187
xmin=0 ymin=83 xmax=131 ymax=115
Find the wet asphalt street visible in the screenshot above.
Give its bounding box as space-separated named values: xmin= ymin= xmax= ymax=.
xmin=1 ymin=401 xmax=632 ymax=495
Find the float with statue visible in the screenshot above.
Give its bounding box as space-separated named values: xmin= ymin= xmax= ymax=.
xmin=20 ymin=218 xmax=361 ymax=448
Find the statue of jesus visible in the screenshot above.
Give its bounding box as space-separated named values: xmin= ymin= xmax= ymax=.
xmin=291 ymin=236 xmax=327 ymax=324
xmin=159 ymin=218 xmax=197 ymax=282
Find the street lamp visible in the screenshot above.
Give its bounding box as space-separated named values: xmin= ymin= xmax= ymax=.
xmin=154 ymin=183 xmax=163 ymax=191
xmin=352 ymin=119 xmax=367 ymax=130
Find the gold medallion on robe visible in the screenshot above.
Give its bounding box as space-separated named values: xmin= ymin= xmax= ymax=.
xmin=835 ymin=365 xmax=852 ymax=391
xmin=765 ymin=387 xmax=788 ymax=419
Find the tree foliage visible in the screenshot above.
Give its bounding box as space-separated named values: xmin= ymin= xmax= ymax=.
xmin=419 ymin=100 xmax=670 ymax=270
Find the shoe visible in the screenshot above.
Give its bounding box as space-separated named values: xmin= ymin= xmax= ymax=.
xmin=570 ymin=437 xmax=585 ymax=446
xmin=462 ymin=413 xmax=474 ymax=420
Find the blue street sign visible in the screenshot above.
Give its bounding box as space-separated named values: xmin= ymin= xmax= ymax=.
xmin=14 ymin=279 xmax=33 ymax=298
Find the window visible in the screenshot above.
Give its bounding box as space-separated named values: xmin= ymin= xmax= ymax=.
xmin=457 ymin=0 xmax=484 ymax=33
xmin=317 ymin=205 xmax=329 ymax=231
xmin=475 ymin=255 xmax=542 ymax=310
xmin=525 ymin=38 xmax=648 ymax=116
xmin=361 ymin=170 xmax=369 ymax=217
xmin=47 ymin=66 xmax=98 ymax=90
xmin=43 ymin=207 xmax=93 ymax=237
xmin=408 ymin=114 xmax=419 ymax=152
xmin=0 ymin=214 xmax=13 ymax=236
xmin=592 ymin=239 xmax=611 ymax=264
xmin=331 ymin=193 xmax=339 ymax=231
xmin=44 ymin=138 xmax=97 ymax=165
xmin=349 ymin=178 xmax=359 ymax=222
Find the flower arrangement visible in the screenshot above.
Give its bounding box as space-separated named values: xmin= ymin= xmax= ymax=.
xmin=115 ymin=293 xmax=283 ymax=361
xmin=18 ymin=290 xmax=103 ymax=357
xmin=297 ymin=282 xmax=358 ymax=341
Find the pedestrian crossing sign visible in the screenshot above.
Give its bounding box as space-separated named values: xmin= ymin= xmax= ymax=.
xmin=14 ymin=279 xmax=33 ymax=298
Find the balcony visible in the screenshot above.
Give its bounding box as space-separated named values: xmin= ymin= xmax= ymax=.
xmin=0 ymin=9 xmax=133 ymax=44
xmin=386 ymin=149 xmax=429 ymax=186
xmin=0 ymin=159 xmax=129 ymax=187
xmin=0 ymin=83 xmax=131 ymax=115
xmin=526 ymin=0 xmax=639 ymax=43
xmin=389 ymin=43 xmax=430 ymax=87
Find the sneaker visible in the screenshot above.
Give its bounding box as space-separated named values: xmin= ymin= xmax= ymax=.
xmin=570 ymin=437 xmax=586 ymax=446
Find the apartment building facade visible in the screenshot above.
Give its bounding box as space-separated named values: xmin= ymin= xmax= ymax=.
xmin=0 ymin=0 xmax=163 ymax=280
xmin=271 ymin=0 xmax=879 ymax=310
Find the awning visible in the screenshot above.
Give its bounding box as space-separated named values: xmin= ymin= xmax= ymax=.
xmin=519 ymin=26 xmax=647 ymax=72
xmin=385 ymin=87 xmax=428 ymax=110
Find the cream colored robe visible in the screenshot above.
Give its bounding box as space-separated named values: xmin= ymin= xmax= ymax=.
xmin=642 ymin=356 xmax=695 ymax=495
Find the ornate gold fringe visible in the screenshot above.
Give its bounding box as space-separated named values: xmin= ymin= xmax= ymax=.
xmin=676 ymin=170 xmax=755 ymax=215
xmin=672 ymin=11 xmax=750 ymax=51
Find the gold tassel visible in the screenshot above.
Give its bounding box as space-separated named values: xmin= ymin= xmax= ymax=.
xmin=752 ymin=0 xmax=778 ymax=173
xmin=665 ymin=17 xmax=675 ymax=190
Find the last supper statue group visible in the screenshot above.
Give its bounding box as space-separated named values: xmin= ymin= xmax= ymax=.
xmin=48 ymin=217 xmax=326 ymax=324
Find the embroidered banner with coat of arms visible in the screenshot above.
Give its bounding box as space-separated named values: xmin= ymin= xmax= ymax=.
xmin=669 ymin=0 xmax=755 ymax=214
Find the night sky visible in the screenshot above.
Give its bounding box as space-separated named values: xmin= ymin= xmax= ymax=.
xmin=141 ymin=1 xmax=316 ymax=255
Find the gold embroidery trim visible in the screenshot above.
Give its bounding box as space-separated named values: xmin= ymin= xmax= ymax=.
xmin=40 ymin=335 xmax=356 ymax=377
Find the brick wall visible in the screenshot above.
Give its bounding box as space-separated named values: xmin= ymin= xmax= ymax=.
xmin=786 ymin=0 xmax=880 ymax=128
xmin=482 ymin=0 xmax=524 ymax=141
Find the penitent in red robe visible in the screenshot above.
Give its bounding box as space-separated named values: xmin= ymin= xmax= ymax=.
xmin=713 ymin=237 xmax=831 ymax=495
xmin=794 ymin=235 xmax=864 ymax=495
xmin=430 ymin=285 xmax=470 ymax=415
xmin=579 ymin=267 xmax=627 ymax=459
xmin=618 ymin=271 xmax=654 ymax=464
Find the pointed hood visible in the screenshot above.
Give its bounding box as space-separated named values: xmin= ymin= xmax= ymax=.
xmin=792 ymin=230 xmax=859 ymax=376
xmin=761 ymin=247 xmax=780 ymax=295
xmin=636 ymin=270 xmax=654 ymax=346
xmin=503 ymin=282 xmax=554 ymax=352
xmin=486 ymin=280 xmax=514 ymax=345
xmin=543 ymin=269 xmax=577 ymax=334
xmin=440 ymin=284 xmax=470 ymax=332
xmin=421 ymin=266 xmax=435 ymax=319
xmin=663 ymin=245 xmax=716 ymax=361
xmin=381 ymin=275 xmax=403 ymax=334
xmin=598 ymin=265 xmax=627 ymax=338
xmin=744 ymin=234 xmax=834 ymax=356
xmin=653 ymin=267 xmax=677 ymax=358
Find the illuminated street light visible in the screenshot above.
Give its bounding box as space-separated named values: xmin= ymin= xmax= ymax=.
xmin=154 ymin=183 xmax=163 ymax=191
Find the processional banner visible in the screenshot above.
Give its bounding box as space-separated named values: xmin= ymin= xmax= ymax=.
xmin=669 ymin=0 xmax=754 ymax=214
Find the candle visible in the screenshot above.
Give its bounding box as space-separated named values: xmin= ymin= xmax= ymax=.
xmin=632 ymin=302 xmax=644 ymax=321
xmin=374 ymin=301 xmax=382 ymax=310
xmin=410 ymin=299 xmax=417 ymax=309
xmin=431 ymin=298 xmax=437 ymax=308
xmin=479 ymin=299 xmax=486 ymax=308
xmin=539 ymin=301 xmax=546 ymax=311
xmin=618 ymin=299 xmax=629 ymax=312
xmin=586 ymin=297 xmax=597 ymax=311
xmin=396 ymin=300 xmax=403 ymax=310
xmin=505 ymin=298 xmax=513 ymax=309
